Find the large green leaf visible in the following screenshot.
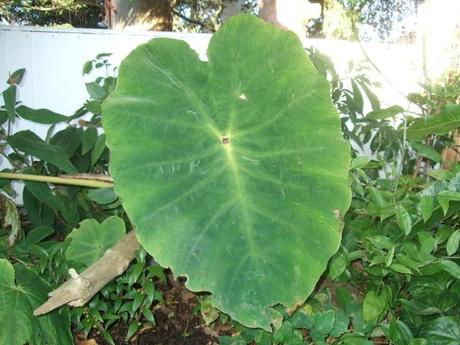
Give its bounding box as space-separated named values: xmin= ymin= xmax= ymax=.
xmin=0 ymin=259 xmax=73 ymax=345
xmin=103 ymin=15 xmax=351 ymax=330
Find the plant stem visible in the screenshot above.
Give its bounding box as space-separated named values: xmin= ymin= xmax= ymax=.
xmin=0 ymin=172 xmax=114 ymax=188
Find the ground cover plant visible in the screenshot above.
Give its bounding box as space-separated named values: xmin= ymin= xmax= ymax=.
xmin=0 ymin=13 xmax=459 ymax=345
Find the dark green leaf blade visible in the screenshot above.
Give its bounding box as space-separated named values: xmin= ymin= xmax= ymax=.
xmin=2 ymin=85 xmax=17 ymax=122
xmin=7 ymin=130 xmax=77 ymax=174
xmin=16 ymin=105 xmax=69 ymax=124
xmin=366 ymin=105 xmax=404 ymax=120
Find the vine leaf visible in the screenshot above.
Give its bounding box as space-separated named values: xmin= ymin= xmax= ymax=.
xmin=103 ymin=14 xmax=351 ymax=330
xmin=0 ymin=259 xmax=73 ymax=345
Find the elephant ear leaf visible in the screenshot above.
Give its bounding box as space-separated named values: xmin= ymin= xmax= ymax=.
xmin=0 ymin=259 xmax=73 ymax=345
xmin=103 ymin=14 xmax=351 ymax=330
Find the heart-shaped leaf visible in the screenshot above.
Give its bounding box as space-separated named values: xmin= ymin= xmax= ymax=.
xmin=65 ymin=216 xmax=126 ymax=267
xmin=103 ymin=15 xmax=351 ymax=330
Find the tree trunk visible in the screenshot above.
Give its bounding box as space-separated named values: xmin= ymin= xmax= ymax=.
xmin=106 ymin=0 xmax=173 ymax=31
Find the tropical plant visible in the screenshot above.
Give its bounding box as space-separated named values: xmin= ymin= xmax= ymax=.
xmin=1 ymin=12 xmax=460 ymax=345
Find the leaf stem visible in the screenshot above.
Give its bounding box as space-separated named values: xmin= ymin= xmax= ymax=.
xmin=0 ymin=172 xmax=114 ymax=188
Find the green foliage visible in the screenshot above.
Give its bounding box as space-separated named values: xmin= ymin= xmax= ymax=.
xmin=103 ymin=15 xmax=351 ymax=330
xmin=65 ymin=216 xmax=126 ymax=266
xmin=407 ymin=105 xmax=460 ymax=140
xmin=0 ymin=61 xmax=163 ymax=343
xmin=0 ymin=259 xmax=73 ymax=345
xmin=2 ymin=13 xmax=460 ymax=344
xmin=71 ymin=248 xmax=165 ymax=343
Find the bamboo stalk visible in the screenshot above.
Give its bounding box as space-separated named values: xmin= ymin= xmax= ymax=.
xmin=0 ymin=172 xmax=114 ymax=188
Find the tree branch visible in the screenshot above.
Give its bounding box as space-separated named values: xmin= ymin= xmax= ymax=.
xmin=34 ymin=230 xmax=140 ymax=316
xmin=171 ymin=9 xmax=213 ymax=31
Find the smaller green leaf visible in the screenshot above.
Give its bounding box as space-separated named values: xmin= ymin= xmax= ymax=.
xmin=351 ymin=80 xmax=364 ymax=114
xmin=7 ymin=68 xmax=26 ymax=85
xmin=86 ymin=82 xmax=108 ymax=100
xmin=25 ymin=226 xmax=54 ymax=246
xmin=341 ymin=334 xmax=373 ymax=345
xmin=128 ymin=262 xmax=144 ymax=286
xmin=330 ymin=310 xmax=349 ymax=337
xmin=407 ymin=105 xmax=460 ymax=140
xmin=82 ymin=61 xmax=93 ymax=75
xmin=411 ymin=142 xmax=442 ymax=163
xmin=91 ymin=134 xmax=106 ymax=165
xmin=314 ymin=310 xmax=335 ymax=334
xmin=360 ymin=81 xmax=380 ymax=111
xmin=385 ymin=245 xmax=395 ymax=267
xmin=143 ymin=307 xmax=155 ymax=324
xmin=82 ymin=126 xmax=98 ymax=155
xmin=16 ymin=105 xmax=69 ymax=124
xmin=352 ymin=156 xmax=369 ymax=169
xmin=49 ymin=127 xmax=83 ymax=157
xmin=328 ymin=252 xmax=348 ymax=280
xmin=389 ymin=319 xmax=414 ymax=345
xmin=87 ymin=188 xmax=117 ymax=205
xmin=65 ymin=216 xmax=126 ymax=266
xmin=391 ymin=263 xmax=412 ymax=274
xmin=8 ymin=130 xmax=77 ymax=174
xmin=144 ymin=279 xmax=155 ymax=303
xmin=428 ymin=169 xmax=453 ymax=180
xmin=0 ymin=110 xmax=8 ymax=125
xmin=96 ymin=52 xmax=112 ymax=59
xmin=418 ymin=231 xmax=437 ymax=256
xmin=367 ymin=105 xmax=404 ymax=120
xmin=440 ymin=260 xmax=460 ymax=279
xmin=369 ymin=235 xmax=394 ymax=250
xmin=85 ymin=100 xmax=101 ymax=114
xmin=438 ymin=191 xmax=460 ymax=214
xmin=409 ymin=339 xmax=428 ymax=345
xmin=396 ymin=205 xmax=412 ymax=235
xmin=126 ymin=321 xmax=140 ymax=341
xmin=418 ymin=196 xmax=433 ymax=222
xmin=219 ymin=335 xmax=246 ymax=345
xmin=101 ymin=330 xmax=115 ymax=345
xmin=363 ymin=291 xmax=387 ymax=322
xmin=2 ymin=85 xmax=17 ymax=122
xmin=446 ymin=230 xmax=460 ymax=256
xmin=132 ymin=292 xmax=144 ymax=313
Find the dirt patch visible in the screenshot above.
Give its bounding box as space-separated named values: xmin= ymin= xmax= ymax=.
xmin=91 ymin=271 xmax=219 ymax=345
